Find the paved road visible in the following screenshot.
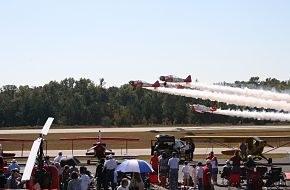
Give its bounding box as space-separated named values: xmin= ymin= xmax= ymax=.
xmin=1 ymin=125 xmax=290 ymax=134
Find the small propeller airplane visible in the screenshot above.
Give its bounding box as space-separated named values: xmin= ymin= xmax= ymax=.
xmin=159 ymin=75 xmax=192 ymax=83
xmin=183 ymin=135 xmax=290 ymax=164
xmin=60 ymin=130 xmax=139 ymax=163
xmin=189 ymin=104 xmax=217 ymax=113
xmin=129 ymin=80 xmax=160 ymax=88
xmin=22 ymin=117 xmax=59 ymax=189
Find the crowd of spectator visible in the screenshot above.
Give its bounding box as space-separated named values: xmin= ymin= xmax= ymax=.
xmin=149 ymin=150 xmax=220 ymax=190
xmin=0 ymin=147 xmax=261 ymax=190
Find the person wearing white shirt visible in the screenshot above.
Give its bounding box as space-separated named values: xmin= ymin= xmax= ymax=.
xmin=117 ymin=178 xmax=129 ymax=190
xmin=192 ymin=164 xmax=198 ymax=189
xmin=104 ymin=154 xmax=117 ymax=189
xmin=54 ymin=152 xmax=63 ymax=163
xmin=80 ymin=166 xmax=90 ymax=190
xmin=168 ymin=152 xmax=180 ymax=190
xmin=196 ymin=162 xmax=203 ymax=190
xmin=181 ymin=161 xmax=190 ymax=186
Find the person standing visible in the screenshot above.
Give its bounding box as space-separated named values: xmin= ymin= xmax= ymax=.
xmin=184 ymin=141 xmax=190 ymax=161
xmin=168 ymin=152 xmax=180 ymax=190
xmin=196 ymin=162 xmax=203 ymax=190
xmin=245 ymin=155 xmax=256 ymax=190
xmin=230 ymin=150 xmax=242 ymax=173
xmin=189 ymin=141 xmax=195 ymax=161
xmin=67 ymin=171 xmax=81 ymax=190
xmin=0 ymin=169 xmax=6 ymax=189
xmin=80 ymin=166 xmax=90 ymax=190
xmin=221 ymin=160 xmax=231 ymax=186
xmin=158 ymin=152 xmax=169 ymax=188
xmin=104 ymin=154 xmax=117 ymax=190
xmin=211 ymin=156 xmax=218 ymax=185
xmin=95 ymin=158 xmax=106 ymax=189
xmin=191 ymin=164 xmax=198 ymax=189
xmin=181 ymin=161 xmax=190 ymax=187
xmin=240 ymin=142 xmax=247 ymax=160
xmin=150 ymin=151 xmax=159 ymax=173
xmin=62 ymin=165 xmax=70 ymax=190
xmin=202 ymin=160 xmax=212 ymax=190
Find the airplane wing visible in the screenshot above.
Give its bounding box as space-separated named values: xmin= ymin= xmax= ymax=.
xmin=0 ymin=138 xmax=34 ymax=142
xmin=60 ymin=137 xmax=140 ymax=141
xmin=183 ymin=135 xmax=290 ymax=143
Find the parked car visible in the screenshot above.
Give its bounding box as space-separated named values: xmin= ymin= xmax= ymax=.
xmin=151 ymin=134 xmax=185 ymax=159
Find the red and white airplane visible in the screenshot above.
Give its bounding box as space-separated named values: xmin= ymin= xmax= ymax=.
xmin=159 ymin=75 xmax=192 ymax=83
xmin=189 ymin=104 xmax=217 ymax=113
xmin=129 ymin=80 xmax=160 ymax=88
xmin=60 ymin=130 xmax=139 ymax=161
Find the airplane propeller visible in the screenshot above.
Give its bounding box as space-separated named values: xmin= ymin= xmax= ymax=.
xmin=22 ymin=117 xmax=54 ymax=181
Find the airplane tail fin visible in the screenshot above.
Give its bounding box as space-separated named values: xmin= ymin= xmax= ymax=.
xmin=184 ymin=75 xmax=192 ymax=83
xmin=152 ymin=80 xmax=160 ymax=88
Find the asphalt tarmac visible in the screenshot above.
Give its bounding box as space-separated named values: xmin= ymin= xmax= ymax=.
xmin=1 ymin=125 xmax=290 ymax=134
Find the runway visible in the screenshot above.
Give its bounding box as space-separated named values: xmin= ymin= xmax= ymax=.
xmin=0 ymin=125 xmax=290 ymax=134
xmin=12 ymin=147 xmax=290 ymax=158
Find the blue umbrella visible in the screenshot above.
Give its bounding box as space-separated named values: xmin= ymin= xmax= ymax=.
xmin=116 ymin=159 xmax=154 ymax=173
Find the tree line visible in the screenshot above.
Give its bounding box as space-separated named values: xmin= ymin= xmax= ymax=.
xmin=0 ymin=77 xmax=290 ymax=127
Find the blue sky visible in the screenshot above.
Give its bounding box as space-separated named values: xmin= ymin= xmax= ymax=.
xmin=1 ymin=1 xmax=289 ymax=87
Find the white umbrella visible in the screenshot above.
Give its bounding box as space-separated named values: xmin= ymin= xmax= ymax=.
xmin=116 ymin=159 xmax=154 ymax=173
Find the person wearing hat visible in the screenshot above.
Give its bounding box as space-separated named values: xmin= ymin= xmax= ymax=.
xmin=202 ymin=160 xmax=212 ymax=190
xmin=104 ymin=154 xmax=117 ymax=190
xmin=8 ymin=159 xmax=20 ymax=172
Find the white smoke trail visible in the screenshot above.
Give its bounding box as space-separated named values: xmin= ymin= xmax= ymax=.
xmin=214 ymin=109 xmax=290 ymax=122
xmin=145 ymin=87 xmax=290 ymax=112
xmin=181 ymin=82 xmax=290 ymax=103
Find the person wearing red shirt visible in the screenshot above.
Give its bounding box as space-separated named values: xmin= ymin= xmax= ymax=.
xmin=150 ymin=151 xmax=159 ymax=173
xmin=202 ymin=160 xmax=212 ymax=190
